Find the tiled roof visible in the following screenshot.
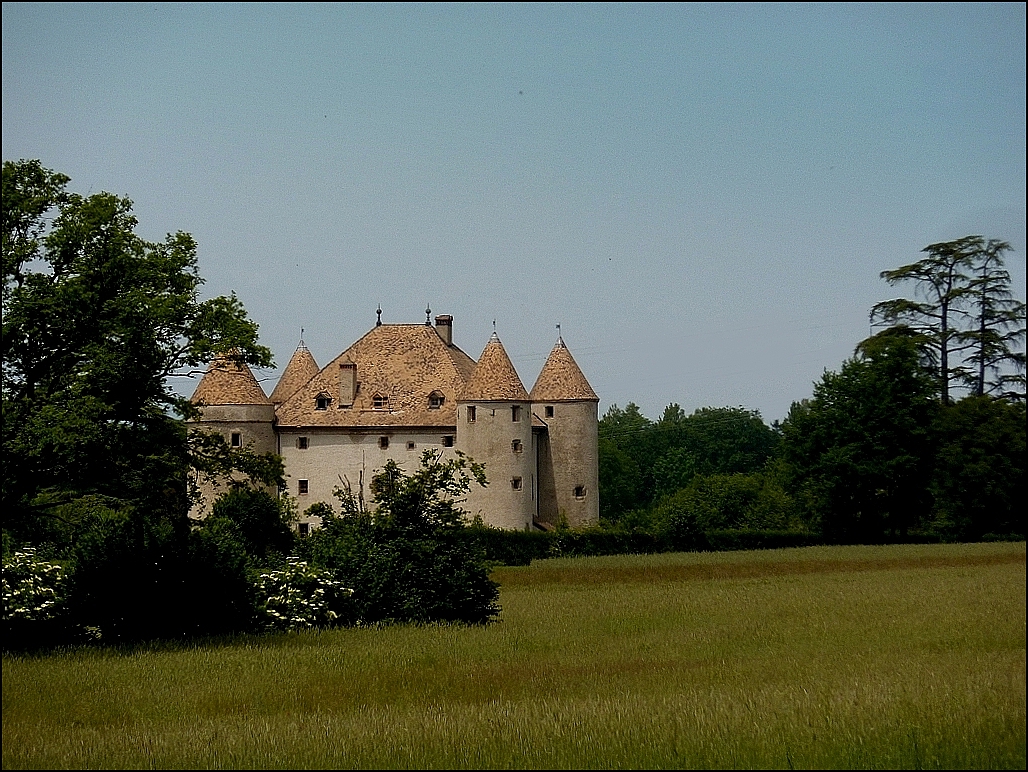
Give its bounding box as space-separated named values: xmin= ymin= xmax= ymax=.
xmin=190 ymin=354 xmax=271 ymax=406
xmin=275 ymin=324 xmax=477 ymax=428
xmin=269 ymin=342 xmax=319 ymax=404
xmin=461 ymin=333 xmax=530 ymax=402
xmin=529 ymin=338 xmax=598 ymax=401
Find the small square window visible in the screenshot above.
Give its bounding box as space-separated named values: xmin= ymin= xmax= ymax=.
xmin=574 ymin=486 xmax=586 ymax=499
xmin=298 ymin=479 xmax=309 ymax=495
xmin=511 ymin=476 xmax=523 ymax=491
xmin=511 ymin=405 xmax=521 ymax=422
xmin=467 ymin=406 xmax=476 ymax=423
xmin=407 ymin=441 xmax=416 ymax=450
xmin=512 ymin=439 xmax=523 ymax=454
xmin=230 ymin=432 xmax=242 ymax=447
xmin=379 ymin=436 xmax=389 ymax=449
xmin=297 ymin=436 xmax=309 ymax=450
xmin=298 ymin=522 xmax=310 ymax=537
xmin=545 ymin=405 xmax=554 ymax=418
xmin=442 ymin=435 xmax=455 ymax=447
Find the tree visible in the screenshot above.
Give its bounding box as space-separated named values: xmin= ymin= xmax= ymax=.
xmin=2 ymin=160 xmax=279 ymax=542
xmin=781 ymin=335 xmax=939 ymax=542
xmin=930 ymin=396 xmax=1025 ymax=540
xmin=870 ymin=235 xmax=1025 ymax=403
xmin=961 ymin=239 xmax=1026 ymax=398
xmin=306 ymin=450 xmax=499 ymax=625
xmin=870 ymin=236 xmax=978 ymax=404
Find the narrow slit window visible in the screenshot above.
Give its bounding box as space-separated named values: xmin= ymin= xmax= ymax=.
xmin=511 ymin=405 xmax=521 ymax=422
xmin=230 ymin=432 xmax=242 ymax=447
xmin=467 ymin=406 xmax=476 ymax=423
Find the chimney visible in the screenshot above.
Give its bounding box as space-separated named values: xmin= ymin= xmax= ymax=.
xmin=434 ymin=315 xmax=453 ymax=346
xmin=339 ymin=359 xmax=357 ymax=407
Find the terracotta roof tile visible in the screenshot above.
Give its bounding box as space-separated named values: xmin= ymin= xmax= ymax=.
xmin=529 ymin=338 xmax=598 ymax=401
xmin=275 ymin=324 xmax=477 ymax=428
xmin=269 ymin=342 xmax=320 ymax=404
xmin=191 ymin=355 xmax=271 ymax=406
xmin=461 ymin=333 xmax=529 ymax=402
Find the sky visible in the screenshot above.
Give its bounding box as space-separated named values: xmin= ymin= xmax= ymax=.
xmin=3 ymin=3 xmax=1025 ymax=423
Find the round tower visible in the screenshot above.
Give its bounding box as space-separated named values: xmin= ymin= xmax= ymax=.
xmin=457 ymin=332 xmax=535 ymax=530
xmin=529 ymin=336 xmax=599 ymax=528
xmin=187 ymin=352 xmax=276 ymax=517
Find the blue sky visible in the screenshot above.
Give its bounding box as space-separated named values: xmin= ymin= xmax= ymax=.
xmin=4 ymin=3 xmax=1025 ymax=422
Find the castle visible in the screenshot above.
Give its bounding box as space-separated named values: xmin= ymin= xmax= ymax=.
xmin=188 ymin=311 xmax=599 ymax=531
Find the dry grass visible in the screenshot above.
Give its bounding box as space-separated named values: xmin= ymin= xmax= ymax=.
xmin=3 ymin=542 xmax=1024 ymax=769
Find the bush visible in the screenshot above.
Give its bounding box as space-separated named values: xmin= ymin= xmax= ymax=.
xmin=306 ymin=451 xmax=500 ymax=625
xmin=254 ymin=557 xmax=354 ymax=631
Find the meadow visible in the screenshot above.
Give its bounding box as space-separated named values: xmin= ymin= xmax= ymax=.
xmin=3 ymin=542 xmax=1025 ymax=769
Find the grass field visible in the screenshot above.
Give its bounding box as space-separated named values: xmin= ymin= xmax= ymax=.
xmin=3 ymin=542 xmax=1025 ymax=769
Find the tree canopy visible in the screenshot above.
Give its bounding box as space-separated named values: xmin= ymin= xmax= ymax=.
xmin=2 ymin=159 xmax=278 ymax=540
xmin=870 ymin=235 xmax=1026 ymax=403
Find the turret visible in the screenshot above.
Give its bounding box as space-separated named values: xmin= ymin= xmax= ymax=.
xmin=269 ymin=339 xmax=319 ymax=406
xmin=529 ymin=336 xmax=599 ymax=528
xmin=457 ymin=332 xmax=535 ymax=530
xmin=187 ymin=352 xmax=276 ymax=517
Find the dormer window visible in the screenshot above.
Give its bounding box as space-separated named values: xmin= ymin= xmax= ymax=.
xmin=315 ymin=393 xmax=332 ymax=411
xmin=373 ymin=394 xmax=388 ymax=410
xmin=428 ymin=391 xmax=445 ymax=410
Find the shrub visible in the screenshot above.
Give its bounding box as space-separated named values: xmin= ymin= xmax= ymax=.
xmin=254 ymin=557 xmax=353 ymax=631
xmin=2 ymin=548 xmax=69 ymax=622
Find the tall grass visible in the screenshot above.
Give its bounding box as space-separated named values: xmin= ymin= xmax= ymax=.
xmin=3 ymin=542 xmax=1024 ymax=769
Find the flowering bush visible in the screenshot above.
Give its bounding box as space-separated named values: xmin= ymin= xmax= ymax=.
xmin=2 ymin=549 xmax=69 ymax=623
xmin=254 ymin=557 xmax=353 ymax=631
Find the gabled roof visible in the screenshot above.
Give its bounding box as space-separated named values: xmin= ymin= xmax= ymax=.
xmin=529 ymin=338 xmax=598 ymax=401
xmin=461 ymin=333 xmax=530 ymax=402
xmin=190 ymin=354 xmax=271 ymax=406
xmin=269 ymin=341 xmax=319 ymax=404
xmin=275 ymin=324 xmax=477 ymax=428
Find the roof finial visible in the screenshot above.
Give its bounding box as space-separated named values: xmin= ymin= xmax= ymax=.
xmin=376 ymin=305 xmax=382 ymax=327
xmin=426 ymin=304 xmax=432 ymax=325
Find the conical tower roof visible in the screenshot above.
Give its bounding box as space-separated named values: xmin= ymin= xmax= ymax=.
xmin=190 ymin=353 xmax=271 ymax=406
xmin=461 ymin=332 xmax=529 ymax=402
xmin=269 ymin=340 xmax=319 ymax=404
xmin=529 ymin=337 xmax=598 ymax=401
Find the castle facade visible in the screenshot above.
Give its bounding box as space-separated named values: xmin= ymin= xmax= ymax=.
xmin=188 ymin=312 xmax=599 ymax=531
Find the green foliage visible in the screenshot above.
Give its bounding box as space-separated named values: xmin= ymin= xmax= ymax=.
xmin=599 ymin=402 xmax=781 ymax=524
xmin=2 ymin=548 xmax=69 ymax=623
xmin=1 ymin=159 xmax=279 ymax=544
xmin=781 ymin=335 xmax=939 ymax=542
xmin=306 ymin=450 xmax=499 ymax=625
xmin=930 ymin=396 xmax=1026 ymax=540
xmin=207 ymin=488 xmax=295 ymax=564
xmin=870 ymin=235 xmax=1025 ymax=402
xmin=254 ymin=557 xmax=354 ymax=631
